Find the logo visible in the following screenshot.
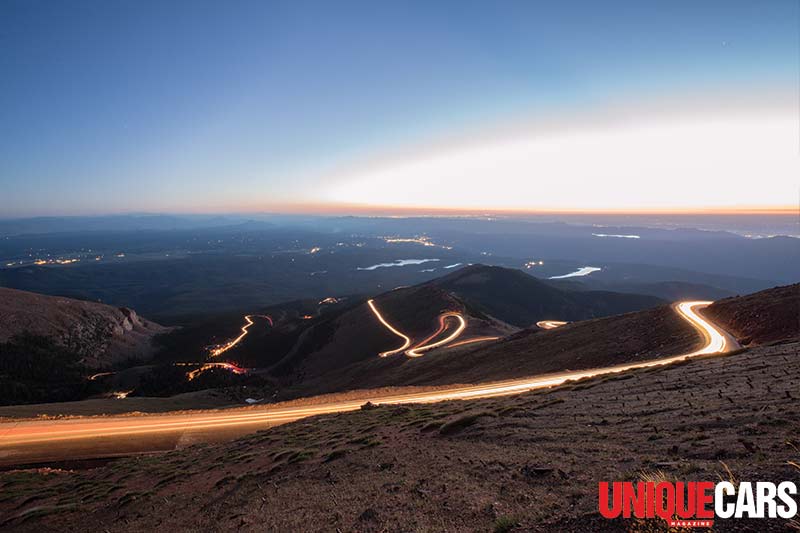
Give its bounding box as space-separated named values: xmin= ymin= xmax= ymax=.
xmin=599 ymin=481 xmax=798 ymax=528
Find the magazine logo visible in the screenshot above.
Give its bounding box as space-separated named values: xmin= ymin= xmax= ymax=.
xmin=599 ymin=481 xmax=798 ymax=528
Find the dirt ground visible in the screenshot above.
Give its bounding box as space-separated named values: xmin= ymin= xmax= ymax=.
xmin=1 ymin=340 xmax=798 ymax=532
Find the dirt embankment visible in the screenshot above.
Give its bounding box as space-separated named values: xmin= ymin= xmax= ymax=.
xmin=705 ymin=283 xmax=799 ymax=346
xmin=3 ymin=340 xmax=797 ymax=532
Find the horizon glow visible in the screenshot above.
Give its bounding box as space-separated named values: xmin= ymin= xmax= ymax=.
xmin=320 ymin=100 xmax=798 ymax=212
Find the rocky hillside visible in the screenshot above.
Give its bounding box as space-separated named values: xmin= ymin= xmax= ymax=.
xmin=0 ymin=287 xmax=167 ymax=368
xmin=704 ymin=283 xmax=799 ymax=346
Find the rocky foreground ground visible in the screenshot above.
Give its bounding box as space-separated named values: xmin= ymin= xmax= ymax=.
xmin=1 ymin=338 xmax=798 ymax=532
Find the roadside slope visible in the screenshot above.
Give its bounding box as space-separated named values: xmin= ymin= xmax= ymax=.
xmin=704 ymin=283 xmax=799 ymax=346
xmin=2 ymin=341 xmax=797 ymax=532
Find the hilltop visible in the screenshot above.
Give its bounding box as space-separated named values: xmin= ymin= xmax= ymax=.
xmin=427 ymin=264 xmax=664 ymax=327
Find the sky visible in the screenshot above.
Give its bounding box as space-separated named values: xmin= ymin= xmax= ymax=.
xmin=1 ymin=0 xmax=798 ymax=217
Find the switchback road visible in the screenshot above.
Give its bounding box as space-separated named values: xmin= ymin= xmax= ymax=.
xmin=0 ymin=301 xmax=738 ymax=467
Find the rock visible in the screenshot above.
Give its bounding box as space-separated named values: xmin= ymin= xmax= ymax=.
xmin=357 ymin=508 xmax=378 ymax=522
xmin=521 ymin=465 xmax=554 ymax=478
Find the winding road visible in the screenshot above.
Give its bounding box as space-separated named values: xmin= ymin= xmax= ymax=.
xmin=0 ymin=301 xmax=738 ymax=467
xmin=367 ymin=299 xmax=412 ymax=357
xmin=366 ymin=299 xmax=490 ymax=357
xmin=185 ymin=362 xmax=247 ymax=381
xmin=209 ymin=314 xmax=273 ymax=357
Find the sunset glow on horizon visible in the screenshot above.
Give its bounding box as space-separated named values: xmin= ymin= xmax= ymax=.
xmin=318 ymin=97 xmax=798 ymax=213
xmin=2 ymin=1 xmax=797 ymax=217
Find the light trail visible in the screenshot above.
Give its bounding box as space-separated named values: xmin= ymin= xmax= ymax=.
xmin=209 ymin=314 xmax=272 ymax=357
xmin=0 ymin=302 xmax=739 ymax=458
xmin=406 ymin=313 xmax=466 ymax=357
xmin=536 ymin=320 xmax=568 ymax=330
xmin=88 ymin=372 xmax=115 ymax=381
xmin=676 ymin=301 xmax=730 ymax=355
xmin=367 ymin=299 xmax=411 ymax=357
xmin=448 ymin=336 xmax=500 ymax=348
xmin=186 ymin=362 xmax=247 ymax=381
xmin=367 ymin=299 xmax=468 ymax=357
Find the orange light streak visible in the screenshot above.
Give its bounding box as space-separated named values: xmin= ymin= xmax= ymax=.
xmin=405 ymin=313 xmax=467 ymax=357
xmin=366 ymin=299 xmax=411 ymax=357
xmin=536 ymin=320 xmax=568 ymax=330
xmin=448 ymin=336 xmax=500 ymax=348
xmin=209 ymin=314 xmax=272 ymax=357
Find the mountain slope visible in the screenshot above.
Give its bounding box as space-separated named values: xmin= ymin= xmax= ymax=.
xmin=268 ymin=265 xmax=670 ymax=394
xmin=0 ymin=287 xmax=167 ymax=368
xmin=289 ymin=302 xmax=700 ymax=397
xmin=4 ymin=341 xmax=796 ymax=532
xmin=271 ymin=283 xmax=512 ymax=380
xmin=547 ymin=278 xmax=735 ymax=301
xmin=427 ymin=264 xmax=665 ymax=327
xmin=704 ymin=283 xmax=799 ymax=346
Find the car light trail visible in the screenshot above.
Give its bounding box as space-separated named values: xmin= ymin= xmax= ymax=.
xmin=0 ymin=302 xmax=739 ymax=460
xmin=405 ymin=312 xmax=466 ymax=357
xmin=367 ymin=299 xmax=469 ymax=357
xmin=448 ymin=336 xmax=500 ymax=348
xmin=88 ymin=371 xmax=115 ymax=381
xmin=209 ymin=314 xmax=272 ymax=357
xmin=676 ymin=301 xmax=730 ymax=355
xmin=536 ymin=320 xmax=568 ymax=330
xmin=186 ymin=362 xmax=247 ymax=381
xmin=367 ymin=299 xmax=412 ymax=357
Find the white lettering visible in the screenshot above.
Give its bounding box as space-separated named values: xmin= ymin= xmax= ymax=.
xmin=735 ymin=482 xmax=756 ymax=518
xmin=777 ymin=482 xmax=798 ymax=519
xmin=715 ymin=481 xmax=735 ymax=518
xmin=756 ymin=482 xmax=776 ymax=518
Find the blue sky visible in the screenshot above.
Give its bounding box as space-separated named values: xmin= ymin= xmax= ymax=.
xmin=1 ymin=0 xmax=797 ymax=216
